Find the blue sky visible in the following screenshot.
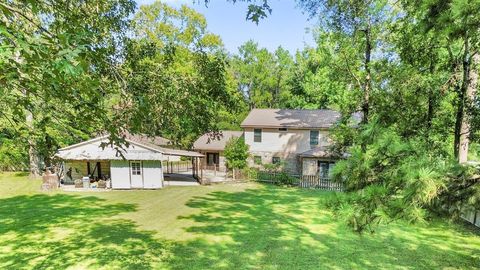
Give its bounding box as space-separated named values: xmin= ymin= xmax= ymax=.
xmin=135 ymin=0 xmax=316 ymax=53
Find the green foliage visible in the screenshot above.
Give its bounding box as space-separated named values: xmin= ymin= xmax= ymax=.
xmin=232 ymin=40 xmax=294 ymax=109
xmin=0 ymin=0 xmax=135 ymax=171
xmin=0 ymin=132 xmax=27 ymax=171
xmin=329 ymin=121 xmax=480 ymax=232
xmin=123 ymin=2 xmax=239 ymax=147
xmin=224 ymin=137 xmax=249 ymax=169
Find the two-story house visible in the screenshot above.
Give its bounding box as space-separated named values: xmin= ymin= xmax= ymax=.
xmin=241 ymin=109 xmax=341 ymax=176
xmin=194 ymin=109 xmax=345 ymax=176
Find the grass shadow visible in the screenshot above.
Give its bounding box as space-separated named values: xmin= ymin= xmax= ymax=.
xmin=170 ymin=185 xmax=480 ymax=269
xmin=0 ymin=184 xmax=478 ymax=269
xmin=0 ymin=194 xmax=171 ymax=269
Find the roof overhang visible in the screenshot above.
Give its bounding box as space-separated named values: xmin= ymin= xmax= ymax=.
xmin=298 ymin=147 xmax=346 ymax=159
xmin=55 ymin=134 xmax=204 ymax=160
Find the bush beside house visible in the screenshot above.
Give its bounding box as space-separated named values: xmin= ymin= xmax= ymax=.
xmin=224 ymin=137 xmax=249 ymax=179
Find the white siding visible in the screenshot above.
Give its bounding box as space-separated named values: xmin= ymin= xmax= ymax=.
xmin=143 ymin=160 xmax=164 ymax=189
xmin=57 ymin=138 xmax=164 ymax=161
xmin=110 ymin=160 xmax=131 ymax=189
xmin=244 ymin=127 xmax=331 ymax=173
xmin=244 ymin=128 xmax=330 ymax=154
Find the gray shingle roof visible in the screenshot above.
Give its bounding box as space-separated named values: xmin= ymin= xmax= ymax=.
xmin=193 ymin=131 xmax=243 ymax=151
xmin=240 ymin=109 xmax=342 ymax=129
xmin=124 ymin=132 xmax=171 ymax=146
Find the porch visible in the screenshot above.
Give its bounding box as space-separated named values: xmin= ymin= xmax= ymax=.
xmin=61 ymin=160 xmax=111 ymax=185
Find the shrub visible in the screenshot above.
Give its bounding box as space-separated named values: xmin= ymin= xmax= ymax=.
xmin=224 ymin=137 xmax=249 ymax=170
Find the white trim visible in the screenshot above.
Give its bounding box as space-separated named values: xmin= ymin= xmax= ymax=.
xmin=129 ymin=160 xmax=144 ymax=188
xmin=58 ymin=134 xmax=163 ymax=154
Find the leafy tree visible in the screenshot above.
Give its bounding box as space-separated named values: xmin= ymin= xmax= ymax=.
xmin=122 ymin=1 xmax=239 ymax=147
xmin=282 ymin=33 xmax=357 ymax=112
xmin=232 ymin=41 xmax=294 ymax=109
xmin=224 ymin=137 xmax=249 ymax=170
xmin=421 ymin=0 xmax=480 ymax=163
xmin=0 ymin=0 xmax=135 ymax=176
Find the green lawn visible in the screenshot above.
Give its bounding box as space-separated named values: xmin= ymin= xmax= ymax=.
xmin=0 ymin=173 xmax=478 ymax=269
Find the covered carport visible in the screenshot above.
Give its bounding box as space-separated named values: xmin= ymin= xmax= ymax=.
xmin=160 ymin=148 xmax=205 ymax=185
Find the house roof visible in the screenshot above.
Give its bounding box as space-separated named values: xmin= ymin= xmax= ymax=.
xmin=56 ymin=133 xmax=203 ymax=161
xmin=193 ymin=131 xmax=243 ymax=151
xmin=240 ymin=109 xmax=342 ymax=129
xmin=124 ymin=132 xmax=171 ymax=146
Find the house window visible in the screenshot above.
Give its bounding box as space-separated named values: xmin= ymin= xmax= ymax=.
xmin=254 ymin=156 xmax=262 ymax=165
xmin=254 ymin=129 xmax=262 ymax=142
xmin=131 ymin=162 xmax=142 ymax=175
xmin=318 ymin=161 xmax=334 ymax=178
xmin=310 ymin=130 xmax=319 ymax=146
xmin=272 ymin=157 xmax=281 ymax=164
xmin=278 ymin=128 xmax=288 ymax=132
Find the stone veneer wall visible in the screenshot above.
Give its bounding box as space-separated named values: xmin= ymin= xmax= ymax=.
xmin=248 ymin=151 xmax=300 ymax=174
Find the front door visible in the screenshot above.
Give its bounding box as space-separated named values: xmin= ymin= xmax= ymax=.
xmin=206 ymin=153 xmax=219 ymax=166
xmin=130 ymin=161 xmax=143 ymax=188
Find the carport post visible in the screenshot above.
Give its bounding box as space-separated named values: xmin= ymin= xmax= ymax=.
xmin=200 ymin=159 xmax=203 ymax=181
xmin=191 ymin=157 xmax=195 ymax=178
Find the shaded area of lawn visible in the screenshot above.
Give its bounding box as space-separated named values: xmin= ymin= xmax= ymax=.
xmin=168 ymin=187 xmax=480 ymax=269
xmin=0 ymin=173 xmax=478 ymax=269
xmin=0 ymin=194 xmax=172 ymax=269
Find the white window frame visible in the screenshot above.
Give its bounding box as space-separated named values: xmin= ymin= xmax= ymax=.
xmin=131 ymin=161 xmax=142 ymax=176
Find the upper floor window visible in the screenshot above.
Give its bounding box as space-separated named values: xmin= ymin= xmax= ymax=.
xmin=254 ymin=129 xmax=262 ymax=142
xmin=278 ymin=128 xmax=288 ymax=132
xmin=310 ymin=130 xmax=319 ymax=146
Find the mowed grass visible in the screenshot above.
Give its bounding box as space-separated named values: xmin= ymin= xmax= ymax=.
xmin=0 ymin=173 xmax=479 ymax=269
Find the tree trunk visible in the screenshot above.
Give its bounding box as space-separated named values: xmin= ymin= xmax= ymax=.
xmin=360 ymin=28 xmax=372 ymax=153
xmin=26 ymin=109 xmax=41 ymax=178
xmin=458 ymin=53 xmax=479 ymax=163
xmin=454 ymin=38 xmax=469 ymax=161
xmin=362 ymin=28 xmax=372 ymax=125
xmin=426 ymin=50 xmax=436 ymax=133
